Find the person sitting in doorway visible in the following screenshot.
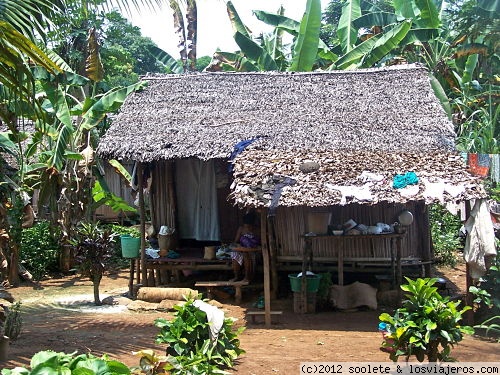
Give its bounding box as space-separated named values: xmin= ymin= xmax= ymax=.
xmin=230 ymin=211 xmax=260 ymax=283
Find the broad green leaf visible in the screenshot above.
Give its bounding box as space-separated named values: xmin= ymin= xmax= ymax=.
xmin=82 ymin=81 xmax=146 ymax=128
xmin=226 ymin=1 xmax=252 ymax=39
xmin=289 ymin=0 xmax=321 ymax=72
xmin=359 ymin=20 xmax=412 ymax=68
xmin=64 ymin=151 xmax=84 ymax=160
xmin=440 ymin=330 xmax=451 ymax=341
xmin=253 ymin=10 xmax=300 ymax=34
xmin=393 ymin=0 xmax=419 ymax=19
xmin=149 ymin=46 xmax=184 ymax=74
xmin=414 ymin=0 xmax=440 ymax=28
xmin=337 ymin=0 xmax=361 ymax=53
xmin=0 ymin=132 xmax=19 ymax=156
xmin=352 ymin=12 xmax=398 ymax=29
xmin=42 ymin=83 xmax=73 ymax=129
xmin=233 ymin=31 xmax=278 ymax=70
xmin=429 ymin=73 xmax=452 ymax=118
xmin=333 ymin=36 xmax=378 ymax=69
xmin=400 ymin=28 xmax=439 ymax=45
xmin=108 ymin=160 xmax=133 ymax=184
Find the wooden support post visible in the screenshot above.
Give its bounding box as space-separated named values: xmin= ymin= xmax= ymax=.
xmin=128 ymin=258 xmax=135 ymax=298
xmin=261 ymin=210 xmax=271 ymax=327
xmin=267 ymin=216 xmax=279 ymax=300
xmin=138 ymin=162 xmax=148 ymax=286
xmin=464 ymin=200 xmax=474 ymax=326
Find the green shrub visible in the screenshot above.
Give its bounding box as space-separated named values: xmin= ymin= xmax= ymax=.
xmin=20 ymin=221 xmax=60 ymax=280
xmin=379 ymin=277 xmax=473 ymax=362
xmin=155 ymin=297 xmax=245 ymax=374
xmin=1 ymin=350 xmax=131 ymax=374
xmin=429 ymin=204 xmax=462 ymax=267
xmin=102 ymin=223 xmax=141 ymax=268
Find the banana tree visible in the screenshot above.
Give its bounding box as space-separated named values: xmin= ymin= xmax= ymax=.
xmin=206 ymin=0 xmax=332 ymax=72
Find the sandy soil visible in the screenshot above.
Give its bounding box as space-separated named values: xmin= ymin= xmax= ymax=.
xmin=1 ymin=263 xmax=498 ymax=374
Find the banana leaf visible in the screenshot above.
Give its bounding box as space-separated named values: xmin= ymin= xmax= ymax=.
xmin=108 ymin=159 xmax=132 ymax=185
xmin=400 ymin=28 xmax=439 ymax=45
xmin=333 ymin=36 xmax=379 ymax=70
xmin=92 ymin=179 xmax=137 ymax=213
xmin=149 ymin=46 xmax=184 ymax=74
xmin=289 ymin=0 xmax=321 ymax=72
xmin=393 ymin=0 xmax=419 ymax=19
xmin=82 ymin=81 xmax=147 ymax=129
xmin=414 ymin=0 xmax=440 ymax=28
xmin=85 ymin=28 xmax=104 ymax=83
xmin=252 ymin=10 xmax=300 ymax=34
xmin=359 ymin=20 xmax=412 ymax=68
xmin=233 ymin=31 xmax=278 ymax=71
xmin=352 ymin=12 xmax=398 ymax=29
xmin=337 ymin=0 xmax=361 ymax=53
xmin=452 ymin=43 xmax=489 ymax=59
xmin=429 ymin=73 xmax=451 ymax=118
xmin=226 ymin=1 xmax=252 ymax=38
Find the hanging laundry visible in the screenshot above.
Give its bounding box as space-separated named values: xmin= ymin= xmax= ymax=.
xmin=490 ymin=154 xmax=500 ymax=183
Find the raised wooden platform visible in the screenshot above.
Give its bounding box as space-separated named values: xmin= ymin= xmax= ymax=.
xmin=195 ymin=280 xmax=249 ymax=304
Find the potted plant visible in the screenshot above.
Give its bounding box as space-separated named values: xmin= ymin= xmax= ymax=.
xmin=70 ymin=222 xmax=117 ymax=305
xmin=379 ymin=278 xmax=473 ymax=362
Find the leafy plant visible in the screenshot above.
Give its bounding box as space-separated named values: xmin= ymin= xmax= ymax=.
xmin=0 ymin=350 xmax=131 ymax=374
xmin=3 ymin=301 xmax=22 ymax=340
xmin=70 ymin=222 xmax=117 ymax=305
xmin=154 ymin=297 xmax=245 ymax=374
xmin=20 ymin=221 xmax=61 ymax=280
xmin=429 ymin=204 xmax=462 ymax=267
xmin=379 ymin=277 xmax=473 ymax=362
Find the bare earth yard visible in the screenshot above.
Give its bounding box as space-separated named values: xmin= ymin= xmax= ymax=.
xmin=1 ymin=264 xmax=498 ymax=374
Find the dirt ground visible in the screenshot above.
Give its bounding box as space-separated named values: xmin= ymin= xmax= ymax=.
xmin=1 ymin=263 xmax=498 ymax=374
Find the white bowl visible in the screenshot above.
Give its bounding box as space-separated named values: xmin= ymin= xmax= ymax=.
xmin=332 ymin=230 xmax=343 ymax=236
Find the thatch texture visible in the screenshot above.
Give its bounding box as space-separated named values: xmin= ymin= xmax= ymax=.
xmin=97 ymin=64 xmax=486 ymax=206
xmin=230 ymin=149 xmax=486 ymax=207
xmin=98 ymin=64 xmax=455 ymax=162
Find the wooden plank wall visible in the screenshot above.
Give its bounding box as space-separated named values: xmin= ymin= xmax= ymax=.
xmin=273 ymin=202 xmax=427 ymax=260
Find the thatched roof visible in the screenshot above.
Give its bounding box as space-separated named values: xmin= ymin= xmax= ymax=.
xmin=98 ymin=64 xmax=455 ymax=162
xmin=97 ymin=64 xmax=487 ymax=206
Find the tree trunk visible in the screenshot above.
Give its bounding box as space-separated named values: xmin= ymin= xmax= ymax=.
xmin=93 ymin=273 xmax=102 ymax=306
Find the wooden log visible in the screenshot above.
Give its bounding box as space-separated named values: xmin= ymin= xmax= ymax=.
xmin=137 ymin=287 xmax=199 ymax=303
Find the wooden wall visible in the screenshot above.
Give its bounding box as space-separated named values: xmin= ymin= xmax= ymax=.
xmin=273 ymin=202 xmax=431 ymax=261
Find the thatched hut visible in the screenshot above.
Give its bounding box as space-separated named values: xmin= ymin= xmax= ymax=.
xmin=98 ymin=64 xmax=488 ymax=321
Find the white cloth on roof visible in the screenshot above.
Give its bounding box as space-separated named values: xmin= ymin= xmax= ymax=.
xmin=422 ymin=179 xmax=445 ymax=203
xmin=192 ymin=299 xmax=225 ymax=341
xmin=463 ymin=199 xmax=497 ymax=280
xmin=326 ymin=183 xmax=373 ymax=205
xmin=358 ymin=171 xmax=384 ymax=183
xmin=399 ymin=185 xmax=419 ymax=198
xmin=444 ymin=184 xmax=465 ymax=197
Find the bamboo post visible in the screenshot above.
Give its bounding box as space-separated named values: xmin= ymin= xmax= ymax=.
xmin=464 ymin=200 xmax=474 ymax=326
xmin=138 ymin=162 xmax=148 ymax=286
xmin=260 ymin=210 xmax=271 ymax=327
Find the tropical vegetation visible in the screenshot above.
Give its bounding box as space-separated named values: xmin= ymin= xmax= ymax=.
xmin=379 ymin=277 xmax=474 ymax=362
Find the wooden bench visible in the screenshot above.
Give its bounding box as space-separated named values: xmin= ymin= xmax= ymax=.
xmin=195 ymin=280 xmax=249 ymax=304
xmin=246 ymin=310 xmax=283 ymax=324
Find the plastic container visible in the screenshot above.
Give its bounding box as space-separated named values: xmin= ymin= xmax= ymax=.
xmin=288 ymin=273 xmax=321 ymax=293
xmin=120 ymin=235 xmax=141 ymax=258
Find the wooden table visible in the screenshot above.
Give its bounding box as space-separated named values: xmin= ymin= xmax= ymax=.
xmin=302 ymin=233 xmax=405 ymax=287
